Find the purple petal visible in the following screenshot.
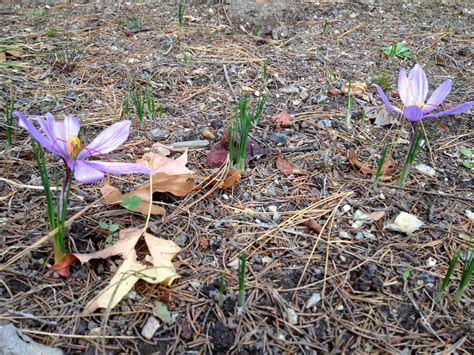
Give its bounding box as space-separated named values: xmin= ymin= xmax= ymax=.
xmin=51 ymin=114 xmax=81 ymax=158
xmin=73 ymin=160 xmax=105 ymax=183
xmin=403 ymin=105 xmax=424 ymax=123
xmin=422 ymin=80 xmax=452 ymax=113
xmin=398 ymin=68 xmax=410 ymax=107
xmin=15 ymin=111 xmax=59 ymax=155
xmin=374 ymin=85 xmax=403 ymax=114
xmin=423 ymin=101 xmax=474 ymax=119
xmin=77 ymin=120 xmax=131 ymax=159
xmin=85 ymin=160 xmax=153 ymax=176
xmin=408 ymin=64 xmax=428 ymax=104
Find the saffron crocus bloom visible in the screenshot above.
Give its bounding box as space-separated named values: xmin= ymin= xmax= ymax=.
xmin=375 ymin=64 xmax=473 ymax=123
xmin=15 ymin=112 xmax=152 ymax=183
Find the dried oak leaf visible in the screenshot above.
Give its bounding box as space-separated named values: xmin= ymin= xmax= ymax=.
xmin=271 ymin=109 xmax=292 ymax=127
xmin=84 ymin=232 xmax=180 ymax=313
xmin=53 ymin=228 xmax=142 ymax=272
xmin=276 ymin=154 xmax=307 ymax=175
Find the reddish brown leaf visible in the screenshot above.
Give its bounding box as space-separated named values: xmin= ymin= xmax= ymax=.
xmin=328 ymin=88 xmax=339 ymax=96
xmin=221 ymin=169 xmax=241 ymax=189
xmin=347 ymin=150 xmax=398 ymax=181
xmin=276 ymin=154 xmax=307 ymax=175
xmin=206 ymin=131 xmax=261 ymax=168
xmin=271 ymin=109 xmax=292 ymax=127
xmin=302 ymin=219 xmax=323 ymax=234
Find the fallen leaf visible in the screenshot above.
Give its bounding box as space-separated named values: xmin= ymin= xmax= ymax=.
xmin=276 ymin=154 xmax=307 ymax=175
xmin=138 ymin=150 xmax=193 ymax=176
xmin=0 ymin=52 xmax=6 ymax=62
xmin=271 ymin=109 xmax=292 ymax=127
xmin=328 ymin=88 xmax=339 ymax=96
xmin=221 ymin=169 xmax=241 ymax=189
xmin=302 ymin=219 xmax=323 ymax=234
xmin=6 ymin=50 xmax=24 ymax=58
xmin=199 ymin=235 xmax=209 ymax=250
xmin=348 ymin=150 xmax=399 ymax=181
xmin=342 ymin=81 xmax=367 ymax=96
xmin=53 ymin=228 xmax=142 ymax=272
xmin=84 ymin=232 xmax=180 ymax=313
xmin=366 ymin=106 xmax=401 ymax=127
xmin=153 ymin=301 xmax=171 ymax=324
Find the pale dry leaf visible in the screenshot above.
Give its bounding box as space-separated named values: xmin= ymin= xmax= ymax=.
xmin=138 ymin=151 xmax=193 ymax=176
xmin=342 ymin=82 xmax=367 ymax=96
xmin=53 ymin=228 xmax=142 ymax=272
xmin=0 ymin=52 xmax=6 ymax=62
xmin=366 ymin=106 xmax=401 ymax=127
xmin=85 ymin=235 xmax=180 ymax=313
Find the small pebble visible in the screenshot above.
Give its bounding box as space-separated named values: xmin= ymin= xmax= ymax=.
xmin=210 ymin=119 xmax=223 ymax=129
xmin=342 ymin=204 xmax=351 ymax=213
xmin=271 ymin=132 xmax=288 ymax=144
xmin=147 ymin=128 xmax=170 ymax=141
xmin=317 ymin=119 xmax=332 ymax=128
xmin=306 ymin=293 xmax=321 ymax=309
xmin=287 ymin=308 xmax=298 ymax=325
xmin=355 ymin=231 xmax=364 ymax=240
xmin=141 ymin=316 xmax=161 ymax=340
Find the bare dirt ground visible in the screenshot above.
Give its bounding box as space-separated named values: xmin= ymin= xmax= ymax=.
xmin=1 ymin=0 xmax=473 ymax=353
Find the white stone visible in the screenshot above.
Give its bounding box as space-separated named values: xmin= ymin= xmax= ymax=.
xmin=287 ymin=308 xmax=298 ymax=325
xmin=426 ymin=257 xmax=437 ymax=267
xmin=306 ymin=293 xmax=321 ymax=309
xmin=342 ymin=204 xmax=351 ymax=212
xmin=415 ymin=163 xmax=436 ymax=177
xmin=141 ymin=316 xmax=161 ymax=340
xmin=385 ymin=212 xmax=424 ymax=235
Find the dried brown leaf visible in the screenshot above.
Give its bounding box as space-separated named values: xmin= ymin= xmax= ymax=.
xmin=271 ymin=109 xmax=292 ymax=127
xmin=276 ymin=154 xmax=307 ymax=175
xmin=347 ymin=150 xmax=397 ymax=181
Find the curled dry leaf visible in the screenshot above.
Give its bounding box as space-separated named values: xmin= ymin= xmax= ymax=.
xmin=271 ymin=109 xmax=292 ymax=127
xmin=276 ymin=154 xmax=307 ymax=175
xmin=101 ymin=150 xmax=197 ymax=215
xmin=53 ymin=228 xmax=143 ymax=272
xmin=84 ymin=230 xmax=180 ymax=313
xmin=342 ymin=82 xmax=367 ymax=96
xmin=137 ymin=151 xmax=193 ymax=176
xmin=347 ymin=150 xmax=399 ymax=181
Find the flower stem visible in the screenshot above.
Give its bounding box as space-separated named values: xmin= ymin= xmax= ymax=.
xmin=54 ymin=166 xmax=72 ymax=263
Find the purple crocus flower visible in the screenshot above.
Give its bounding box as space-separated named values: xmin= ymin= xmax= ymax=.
xmin=375 ymin=64 xmax=473 ymax=123
xmin=15 ymin=112 xmax=152 ymax=183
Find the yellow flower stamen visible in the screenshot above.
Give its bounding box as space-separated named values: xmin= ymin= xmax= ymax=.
xmin=67 ymin=136 xmax=81 ymax=158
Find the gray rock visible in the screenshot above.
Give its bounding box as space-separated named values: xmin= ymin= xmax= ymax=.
xmin=147 ymin=128 xmax=170 ymax=141
xmin=170 ymin=140 xmax=209 ymax=150
xmin=271 ymin=133 xmax=288 ymax=144
xmin=317 ymin=119 xmax=332 ymax=128
xmin=0 ymin=323 xmax=63 ymax=355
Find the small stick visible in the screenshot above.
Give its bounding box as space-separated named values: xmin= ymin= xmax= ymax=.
xmin=7 ymin=310 xmax=58 ymax=326
xmin=223 ymin=64 xmax=238 ymax=102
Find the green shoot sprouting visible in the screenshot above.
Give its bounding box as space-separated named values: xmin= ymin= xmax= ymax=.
xmin=183 ymin=52 xmax=189 ymax=65
xmin=255 ymin=24 xmax=261 ymax=37
xmin=132 ymin=88 xmax=145 ymax=127
xmin=178 ymin=0 xmax=187 ymax=27
xmin=397 ymin=127 xmax=425 ymax=187
xmin=159 ymin=103 xmax=164 ymax=118
xmin=218 ymin=272 xmax=225 ymax=308
xmin=123 ymin=92 xmax=130 ymax=119
xmin=345 ymin=80 xmax=353 ymax=128
xmin=238 ymin=253 xmax=247 ymax=307
xmin=322 ymin=18 xmax=329 ymax=35
xmin=373 ymin=141 xmax=389 ymax=189
xmin=436 ymin=250 xmax=460 ymax=303
xmin=383 ymin=42 xmax=411 ymax=60
xmin=263 ymin=61 xmax=268 ymax=85
xmin=455 ymin=243 xmax=473 ymax=303
xmin=145 ymin=85 xmax=155 ymax=120
xmin=446 ymin=21 xmax=453 ymax=32
xmin=228 ymin=94 xmax=266 ymax=171
xmin=31 ymin=140 xmax=55 ymax=231
xmin=5 ymin=94 xmax=15 ymax=150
